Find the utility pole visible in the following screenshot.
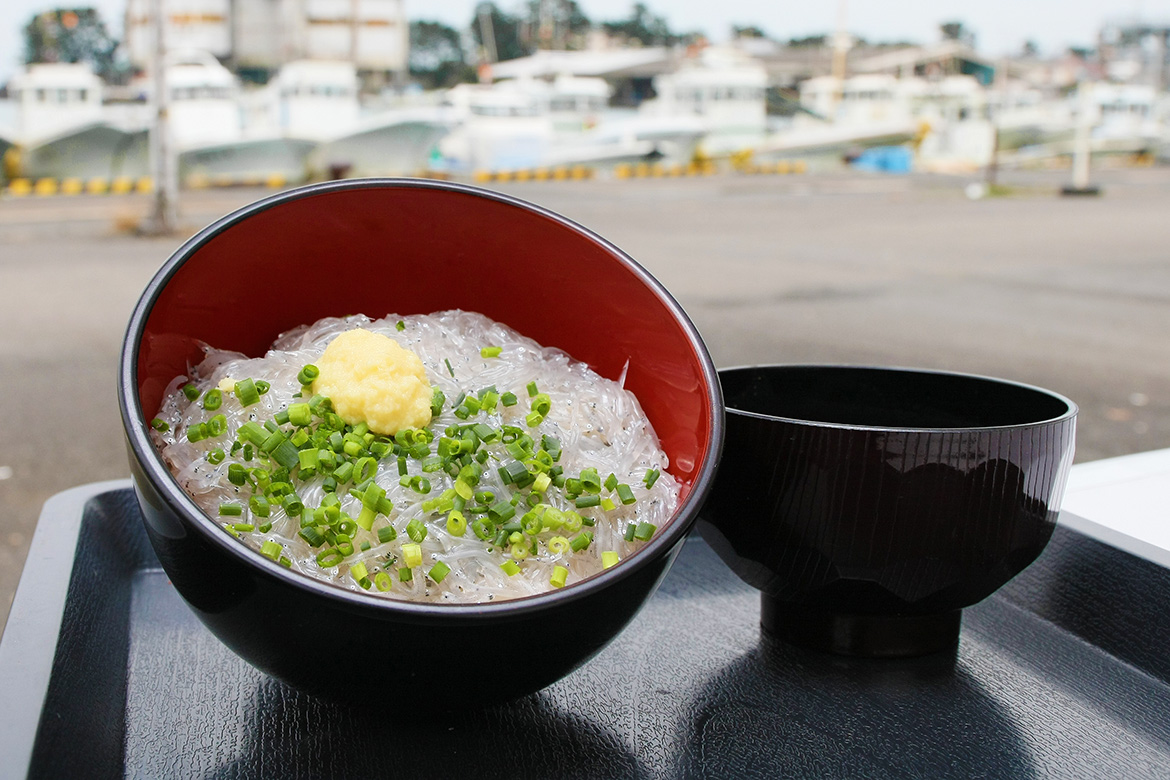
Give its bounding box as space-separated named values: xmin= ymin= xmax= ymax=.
xmin=478 ymin=5 xmax=498 ymax=65
xmin=143 ymin=0 xmax=178 ymax=234
xmin=1062 ymin=80 xmax=1100 ymax=196
xmin=829 ymin=0 xmax=849 ymax=115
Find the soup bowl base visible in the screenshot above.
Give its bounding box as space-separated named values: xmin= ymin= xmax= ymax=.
xmin=762 ymin=596 xmax=961 ymax=657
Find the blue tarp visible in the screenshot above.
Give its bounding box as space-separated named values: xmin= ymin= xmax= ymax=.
xmin=850 ymin=146 xmax=912 ymax=173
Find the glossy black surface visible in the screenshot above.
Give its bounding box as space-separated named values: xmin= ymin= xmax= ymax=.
xmin=116 ymin=181 xmax=723 ymax=703
xmin=699 ymin=365 xmax=1077 ymax=657
xmin=19 ymin=487 xmax=1170 ymax=778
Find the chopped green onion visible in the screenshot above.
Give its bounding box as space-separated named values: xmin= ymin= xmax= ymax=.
xmin=501 ymin=391 xmax=518 ymax=407
xmin=526 ymin=411 xmax=544 ymax=427
xmin=601 ymin=498 xmax=616 ymax=512
xmin=444 ymin=358 xmax=454 ymax=377
xmin=402 ymin=543 xmax=423 ymax=568
xmin=297 ymin=364 xmax=319 ymax=385
xmin=231 ymin=523 xmax=254 ymax=532
xmin=480 ymin=346 xmax=502 ymax=358
xmin=202 ymin=389 xmax=223 ymax=411
xmin=150 ymin=417 xmax=170 ymax=432
xmin=299 ymin=526 xmax=326 ymax=547
xmin=616 ymin=483 xmax=637 ymax=505
xmin=447 ymin=511 xmax=467 ymax=536
xmin=580 ymin=468 xmax=601 ymax=493
xmin=256 ymin=380 xmax=271 ymax=395
xmin=396 ymin=320 xmax=405 ymax=331
xmin=431 ymin=387 xmax=446 ymax=416
xmin=634 ymin=522 xmax=656 ymax=541
xmin=429 ymin=561 xmax=451 ymax=583
xmin=316 ymin=548 xmax=343 ymax=567
xmin=234 ymin=378 xmax=261 ymax=407
xmin=350 ymin=561 xmax=369 ymax=583
xmin=406 ymin=519 xmax=428 ymax=543
xmin=377 ymin=525 xmax=397 ymax=543
xmin=526 ymin=381 xmax=539 ymax=397
xmin=218 ymin=502 xmax=243 ymax=516
xmin=548 ymin=535 xmax=570 ymax=555
xmin=604 ymin=472 xmax=618 ymax=492
xmin=206 ymin=414 xmax=227 ymax=438
xmin=570 ymin=531 xmax=593 ymax=552
xmin=182 ymin=383 xmax=200 ymax=401
xmin=575 ymin=495 xmax=601 ymax=509
xmin=260 ymin=540 xmax=282 ymax=561
xmin=249 ymin=495 xmax=271 ymax=518
xmin=624 ymin=523 xmax=637 ymax=542
xmin=288 ymin=403 xmax=312 ymax=427
xmin=207 ymin=448 xmax=226 ymax=465
xmin=375 ymin=571 xmax=393 ymax=591
xmin=550 ymin=565 xmax=568 ymax=589
xmin=237 ymin=422 xmax=267 ymax=447
xmin=399 ymin=567 xmax=413 ymax=582
xmin=501 ymin=560 xmax=520 ymax=576
xmin=644 ymin=468 xmax=660 ymax=489
xmin=602 ymin=551 xmax=620 ymax=569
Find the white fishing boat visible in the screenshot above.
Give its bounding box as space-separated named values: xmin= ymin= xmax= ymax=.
xmin=436 ymin=75 xmax=704 ymax=172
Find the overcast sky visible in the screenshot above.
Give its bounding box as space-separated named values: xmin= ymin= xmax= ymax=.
xmin=4 ymin=0 xmax=1168 ymax=83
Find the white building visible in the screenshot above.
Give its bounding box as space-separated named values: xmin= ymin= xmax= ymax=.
xmin=125 ymin=0 xmax=407 ymax=77
xmin=6 ymin=63 xmax=104 ymax=142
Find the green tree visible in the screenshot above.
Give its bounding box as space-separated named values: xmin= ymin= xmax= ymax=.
xmin=522 ymin=0 xmax=592 ymax=50
xmin=939 ymin=21 xmax=975 ymax=48
xmin=732 ymin=25 xmax=768 ymax=39
xmin=409 ymin=20 xmax=475 ymax=88
xmin=601 ymin=3 xmax=676 ymax=46
xmin=470 ymin=3 xmax=531 ymax=63
xmin=22 ymin=8 xmax=125 ymax=82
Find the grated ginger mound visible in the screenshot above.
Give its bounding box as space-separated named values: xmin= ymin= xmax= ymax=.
xmin=312 ymin=328 xmax=432 ymax=435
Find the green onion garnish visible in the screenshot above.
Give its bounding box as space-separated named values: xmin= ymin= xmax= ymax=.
xmin=219 ymin=502 xmax=243 ymax=516
xmin=297 ymin=364 xmax=319 ymax=386
xmin=501 ymin=560 xmax=520 ymax=576
xmin=260 ymin=540 xmax=282 ymax=560
xmin=550 ymin=565 xmax=568 ymax=589
xmin=480 ymin=346 xmax=502 ymax=358
xmin=396 ymin=320 xmax=405 ymax=331
xmin=402 ymin=543 xmax=423 ymax=568
xmin=602 ymin=551 xmax=620 ymax=569
xmin=150 ymin=417 xmax=170 ymax=432
xmin=182 ymin=383 xmax=200 ymax=401
xmin=202 ymin=389 xmax=223 ymax=411
xmin=429 ymin=561 xmax=451 ymax=583
xmin=233 ymin=378 xmax=260 ymax=407
xmin=444 ymin=358 xmax=454 ymax=377
xmin=644 ymin=468 xmax=660 ymax=488
xmin=633 ymin=522 xmax=656 ymax=541
xmin=616 ymin=484 xmax=636 ymax=505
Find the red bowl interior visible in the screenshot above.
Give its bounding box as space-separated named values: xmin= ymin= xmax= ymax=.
xmin=134 ymin=180 xmax=716 ymax=497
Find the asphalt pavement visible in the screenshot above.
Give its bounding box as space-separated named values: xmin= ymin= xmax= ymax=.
xmin=2 ymin=166 xmax=1168 ymax=633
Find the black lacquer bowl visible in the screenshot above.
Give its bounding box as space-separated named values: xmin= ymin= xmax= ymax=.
xmin=698 ymin=365 xmax=1076 ymax=657
xmin=118 ymin=179 xmax=723 ymax=704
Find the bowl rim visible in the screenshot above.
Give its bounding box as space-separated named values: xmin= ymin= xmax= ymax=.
xmin=118 ymin=177 xmax=725 ymax=621
xmin=718 ymin=363 xmax=1078 ymax=433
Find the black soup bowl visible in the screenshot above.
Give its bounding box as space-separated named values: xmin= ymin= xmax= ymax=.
xmin=698 ymin=365 xmax=1076 ymax=657
xmin=118 ymin=179 xmax=723 ymax=705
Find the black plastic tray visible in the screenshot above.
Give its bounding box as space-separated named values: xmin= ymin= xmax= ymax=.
xmin=4 ymin=482 xmax=1170 ymax=778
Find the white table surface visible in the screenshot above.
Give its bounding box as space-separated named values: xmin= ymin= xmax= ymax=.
xmin=1061 ymin=447 xmax=1170 ymax=569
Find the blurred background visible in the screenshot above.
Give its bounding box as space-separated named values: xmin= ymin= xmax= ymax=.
xmin=2 ymin=0 xmax=1169 ymax=632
